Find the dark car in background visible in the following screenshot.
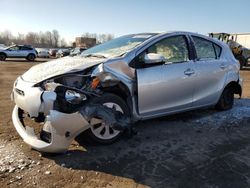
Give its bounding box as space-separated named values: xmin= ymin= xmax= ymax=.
xmin=49 ymin=49 xmax=58 ymax=57
xmin=56 ymin=49 xmax=71 ymax=58
xmin=70 ymin=47 xmax=86 ymax=56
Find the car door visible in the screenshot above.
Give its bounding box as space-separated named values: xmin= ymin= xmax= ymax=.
xmin=190 ymin=35 xmax=228 ymax=107
xmin=136 ymin=35 xmax=196 ymax=116
xmin=20 ymin=46 xmax=30 ymax=57
xmin=6 ymin=46 xmax=20 ymax=57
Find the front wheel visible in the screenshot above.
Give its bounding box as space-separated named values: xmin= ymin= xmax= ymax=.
xmin=0 ymin=54 xmax=6 ymax=61
xmin=26 ymin=54 xmax=36 ymax=61
xmin=85 ymin=93 xmax=130 ymax=144
xmin=216 ymin=86 xmax=234 ymax=110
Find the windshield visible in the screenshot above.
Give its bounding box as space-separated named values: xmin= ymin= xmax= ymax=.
xmin=81 ymin=34 xmax=155 ymax=58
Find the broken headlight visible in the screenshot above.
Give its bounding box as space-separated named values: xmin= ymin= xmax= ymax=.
xmin=65 ymin=90 xmax=87 ymax=104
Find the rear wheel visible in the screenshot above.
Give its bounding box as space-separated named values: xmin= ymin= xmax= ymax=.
xmin=26 ymin=54 xmax=35 ymax=61
xmin=216 ymin=86 xmax=234 ymax=110
xmin=0 ymin=54 xmax=6 ymax=61
xmin=86 ymin=93 xmax=130 ymax=144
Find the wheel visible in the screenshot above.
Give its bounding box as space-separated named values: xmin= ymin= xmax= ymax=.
xmin=85 ymin=93 xmax=130 ymax=144
xmin=216 ymin=86 xmax=234 ymax=110
xmin=0 ymin=54 xmax=6 ymax=61
xmin=26 ymin=54 xmax=35 ymax=61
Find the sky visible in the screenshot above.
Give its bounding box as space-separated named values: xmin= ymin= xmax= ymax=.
xmin=0 ymin=0 xmax=250 ymax=43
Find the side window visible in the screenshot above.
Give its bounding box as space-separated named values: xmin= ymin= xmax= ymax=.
xmin=214 ymin=44 xmax=222 ymax=58
xmin=192 ymin=36 xmax=221 ymax=60
xmin=21 ymin=46 xmax=32 ymax=50
xmin=147 ymin=35 xmax=189 ymax=63
xmin=8 ymin=46 xmax=19 ymax=51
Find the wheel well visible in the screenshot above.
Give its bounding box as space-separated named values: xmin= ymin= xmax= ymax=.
xmin=100 ymin=82 xmax=132 ymax=112
xmin=27 ymin=53 xmax=35 ymax=57
xmin=225 ymin=81 xmax=242 ymax=97
xmin=0 ymin=52 xmax=7 ymax=57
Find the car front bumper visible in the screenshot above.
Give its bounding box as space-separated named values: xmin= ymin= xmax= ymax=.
xmin=11 ymin=77 xmax=91 ymax=153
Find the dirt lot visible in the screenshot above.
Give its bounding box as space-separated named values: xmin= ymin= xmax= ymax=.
xmin=0 ymin=59 xmax=250 ymax=188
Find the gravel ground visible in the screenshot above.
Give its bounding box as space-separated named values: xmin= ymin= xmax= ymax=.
xmin=0 ymin=60 xmax=250 ymax=188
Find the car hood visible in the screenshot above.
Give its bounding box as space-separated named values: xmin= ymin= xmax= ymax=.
xmin=22 ymin=56 xmax=105 ymax=83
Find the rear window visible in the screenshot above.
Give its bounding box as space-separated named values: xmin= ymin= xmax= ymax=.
xmin=214 ymin=44 xmax=222 ymax=58
xmin=21 ymin=46 xmax=33 ymax=50
xmin=192 ymin=36 xmax=221 ymax=60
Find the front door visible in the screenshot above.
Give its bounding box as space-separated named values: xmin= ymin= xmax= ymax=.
xmin=136 ymin=35 xmax=196 ymax=116
xmin=7 ymin=46 xmax=20 ymax=57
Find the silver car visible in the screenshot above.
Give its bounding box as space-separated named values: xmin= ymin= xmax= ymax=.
xmin=0 ymin=45 xmax=37 ymax=61
xmin=11 ymin=32 xmax=243 ymax=153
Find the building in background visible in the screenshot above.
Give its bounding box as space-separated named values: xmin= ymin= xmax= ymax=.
xmin=74 ymin=37 xmax=96 ymax=48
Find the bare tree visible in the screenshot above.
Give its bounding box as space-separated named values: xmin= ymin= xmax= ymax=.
xmin=52 ymin=30 xmax=60 ymax=48
xmin=45 ymin=31 xmax=53 ymax=47
xmin=1 ymin=30 xmax=13 ymax=45
xmin=25 ymin=32 xmax=40 ymax=46
xmin=60 ymin=38 xmax=67 ymax=47
xmin=81 ymin=32 xmax=114 ymax=44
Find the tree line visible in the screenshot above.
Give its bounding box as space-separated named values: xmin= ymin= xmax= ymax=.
xmin=81 ymin=32 xmax=114 ymax=44
xmin=0 ymin=30 xmax=115 ymax=48
xmin=0 ymin=30 xmax=65 ymax=48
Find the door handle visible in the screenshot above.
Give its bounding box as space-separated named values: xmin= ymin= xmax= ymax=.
xmin=184 ymin=69 xmax=195 ymax=76
xmin=220 ymin=64 xmax=227 ymax=69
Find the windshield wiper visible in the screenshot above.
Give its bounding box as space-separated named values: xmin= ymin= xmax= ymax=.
xmin=83 ymin=53 xmax=107 ymax=58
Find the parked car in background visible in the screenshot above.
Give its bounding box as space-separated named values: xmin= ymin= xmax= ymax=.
xmin=11 ymin=32 xmax=242 ymax=153
xmin=56 ymin=49 xmax=71 ymax=58
xmin=36 ymin=48 xmax=50 ymax=58
xmin=49 ymin=49 xmax=58 ymax=57
xmin=70 ymin=47 xmax=86 ymax=56
xmin=0 ymin=45 xmax=37 ymax=61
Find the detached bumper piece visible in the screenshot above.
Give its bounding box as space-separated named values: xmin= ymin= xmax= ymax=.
xmin=12 ymin=105 xmax=90 ymax=153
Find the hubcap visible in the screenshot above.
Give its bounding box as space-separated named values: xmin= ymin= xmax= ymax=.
xmin=90 ymin=102 xmax=123 ymax=140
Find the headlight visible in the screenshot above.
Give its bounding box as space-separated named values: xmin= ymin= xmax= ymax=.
xmin=65 ymin=90 xmax=87 ymax=104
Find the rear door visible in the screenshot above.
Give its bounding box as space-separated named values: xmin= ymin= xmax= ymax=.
xmin=20 ymin=46 xmax=32 ymax=57
xmin=136 ymin=35 xmax=196 ymax=116
xmin=190 ymin=35 xmax=227 ymax=107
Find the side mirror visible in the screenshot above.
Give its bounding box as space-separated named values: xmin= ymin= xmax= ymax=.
xmin=144 ymin=53 xmax=166 ymax=64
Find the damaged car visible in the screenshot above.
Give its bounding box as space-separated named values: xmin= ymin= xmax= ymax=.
xmin=11 ymin=32 xmax=243 ymax=153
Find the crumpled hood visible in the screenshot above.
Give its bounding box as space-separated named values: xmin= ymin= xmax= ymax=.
xmin=22 ymin=56 xmax=105 ymax=83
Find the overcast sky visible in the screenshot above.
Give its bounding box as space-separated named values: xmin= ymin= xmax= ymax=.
xmin=1 ymin=0 xmax=250 ymax=42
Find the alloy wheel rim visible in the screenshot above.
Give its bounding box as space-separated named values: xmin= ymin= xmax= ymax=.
xmin=90 ymin=102 xmax=122 ymax=140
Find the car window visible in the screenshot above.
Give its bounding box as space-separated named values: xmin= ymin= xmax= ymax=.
xmin=214 ymin=44 xmax=222 ymax=58
xmin=147 ymin=35 xmax=189 ymax=63
xmin=20 ymin=46 xmax=32 ymax=50
xmin=8 ymin=46 xmax=20 ymax=51
xmin=192 ymin=36 xmax=219 ymax=60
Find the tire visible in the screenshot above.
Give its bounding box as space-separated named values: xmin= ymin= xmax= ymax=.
xmin=216 ymin=86 xmax=234 ymax=110
xmin=85 ymin=93 xmax=130 ymax=144
xmin=0 ymin=54 xmax=6 ymax=61
xmin=26 ymin=54 xmax=36 ymax=61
